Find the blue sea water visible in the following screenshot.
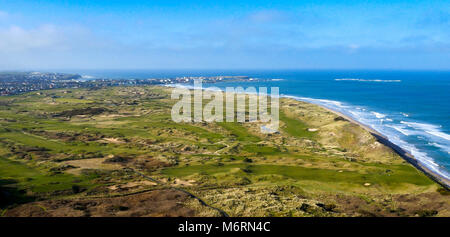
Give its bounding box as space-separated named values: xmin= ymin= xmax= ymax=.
xmin=73 ymin=69 xmax=450 ymax=179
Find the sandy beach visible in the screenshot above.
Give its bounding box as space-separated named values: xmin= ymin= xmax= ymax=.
xmin=301 ymin=99 xmax=450 ymax=190
xmin=172 ymin=85 xmax=450 ymax=190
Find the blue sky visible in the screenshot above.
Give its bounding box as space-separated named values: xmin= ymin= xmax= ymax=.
xmin=0 ymin=0 xmax=449 ymax=70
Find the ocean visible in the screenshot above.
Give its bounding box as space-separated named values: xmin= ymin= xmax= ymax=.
xmin=73 ymin=69 xmax=450 ymax=179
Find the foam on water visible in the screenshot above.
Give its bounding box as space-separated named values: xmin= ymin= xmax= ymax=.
xmin=371 ymin=111 xmax=386 ymax=119
xmin=401 ymin=121 xmax=450 ymax=141
xmin=283 ymin=95 xmax=450 ymax=180
xmin=170 ymin=82 xmax=450 ymax=181
xmin=66 ymin=69 xmax=450 ymax=181
xmin=335 ymin=78 xmax=402 ymax=82
xmin=430 ymin=143 xmax=450 ymax=154
xmin=385 ymin=124 xmax=413 ymax=136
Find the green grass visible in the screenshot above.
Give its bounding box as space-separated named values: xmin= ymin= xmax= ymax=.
xmin=0 ymin=85 xmax=442 ymax=216
xmin=280 ymin=111 xmax=315 ymax=139
xmin=0 ymin=132 xmax=67 ymax=151
xmin=162 ymin=163 xmax=433 ymax=188
xmin=0 ymin=131 xmax=114 ymax=155
xmin=217 ymin=122 xmax=260 ymax=142
xmin=0 ymin=157 xmax=96 ymax=193
xmin=242 ymin=144 xmax=280 ymax=155
xmin=54 ymin=98 xmax=94 ymax=104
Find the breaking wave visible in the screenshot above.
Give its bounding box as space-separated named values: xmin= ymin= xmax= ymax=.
xmin=167 ymin=84 xmax=450 ymax=180
xmin=400 ymin=121 xmax=450 ymax=141
xmin=283 ymin=95 xmax=450 ymax=180
xmin=335 ymin=78 xmax=401 ymax=82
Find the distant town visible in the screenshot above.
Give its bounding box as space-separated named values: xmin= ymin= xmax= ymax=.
xmin=0 ymin=72 xmax=256 ymax=96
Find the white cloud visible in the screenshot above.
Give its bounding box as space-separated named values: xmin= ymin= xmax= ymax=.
xmin=0 ymin=25 xmax=66 ymax=52
xmin=0 ymin=24 xmax=112 ymax=54
xmin=0 ymin=23 xmax=117 ymax=69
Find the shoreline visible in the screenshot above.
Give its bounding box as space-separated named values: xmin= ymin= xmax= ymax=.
xmin=165 ymin=84 xmax=450 ymax=189
xmin=295 ymin=98 xmax=450 ymax=190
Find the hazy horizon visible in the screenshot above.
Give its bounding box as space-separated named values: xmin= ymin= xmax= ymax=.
xmin=4 ymin=68 xmax=450 ymax=73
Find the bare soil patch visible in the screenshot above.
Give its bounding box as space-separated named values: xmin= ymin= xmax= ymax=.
xmin=64 ymin=157 xmax=122 ymax=175
xmin=5 ymin=189 xmax=197 ymax=217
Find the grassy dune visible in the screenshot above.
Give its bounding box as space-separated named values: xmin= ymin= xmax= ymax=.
xmin=0 ymin=86 xmax=448 ymax=217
